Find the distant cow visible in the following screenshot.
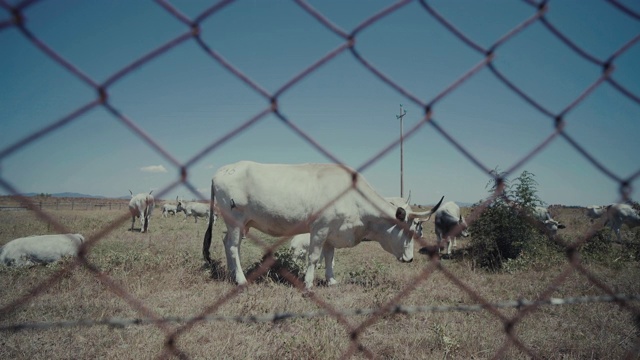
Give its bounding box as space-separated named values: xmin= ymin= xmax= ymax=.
xmin=129 ymin=190 xmax=154 ymax=232
xmin=606 ymin=203 xmax=640 ymax=242
xmin=176 ymin=198 xmax=214 ymax=223
xmin=0 ymin=234 xmax=85 ymax=266
xmin=162 ymin=203 xmax=177 ymax=217
xmin=203 ymin=161 xmax=443 ymax=289
xmin=434 ymin=201 xmax=469 ymax=255
xmin=532 ymin=206 xmax=565 ymax=237
xmin=586 ymin=205 xmax=607 ymax=223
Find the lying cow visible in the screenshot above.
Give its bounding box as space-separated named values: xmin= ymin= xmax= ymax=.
xmin=176 ymin=197 xmax=213 ymax=223
xmin=434 ymin=201 xmax=469 ymax=255
xmin=0 ymin=234 xmax=85 ymax=266
xmin=606 ymin=203 xmax=640 ymax=242
xmin=532 ymin=206 xmax=566 ymax=237
xmin=129 ymin=190 xmax=155 ymax=232
xmin=203 ymin=161 xmax=443 ymax=289
xmin=162 ymin=203 xmax=178 ymax=218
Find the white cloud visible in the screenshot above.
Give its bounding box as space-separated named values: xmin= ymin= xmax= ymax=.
xmin=140 ymin=165 xmax=168 ymax=173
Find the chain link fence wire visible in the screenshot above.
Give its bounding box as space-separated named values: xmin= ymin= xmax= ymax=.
xmin=1 ymin=0 xmax=640 ymax=359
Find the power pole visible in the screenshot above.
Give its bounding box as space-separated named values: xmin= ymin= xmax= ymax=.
xmin=396 ymin=104 xmax=407 ymax=198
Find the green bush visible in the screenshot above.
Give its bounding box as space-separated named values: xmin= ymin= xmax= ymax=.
xmin=469 ymin=169 xmax=557 ymax=271
xmin=245 ymin=246 xmax=307 ymax=285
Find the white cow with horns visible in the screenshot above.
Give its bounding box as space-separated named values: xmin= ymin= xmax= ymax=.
xmin=203 ymin=161 xmax=444 ymax=289
xmin=434 ymin=201 xmax=469 ymax=255
xmin=176 ymin=197 xmax=213 ymax=223
xmin=0 ymin=234 xmax=85 ymax=266
xmin=128 ymin=190 xmax=154 ymax=232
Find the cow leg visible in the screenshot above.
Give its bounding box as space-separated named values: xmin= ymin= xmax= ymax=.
xmin=322 ymin=245 xmax=337 ymax=286
xmin=304 ymin=232 xmax=326 ymax=289
xmin=130 ymin=217 xmax=135 ymax=232
xmin=140 ymin=209 xmax=147 ymax=233
xmin=435 ymin=230 xmax=443 ymax=254
xmin=224 ymin=227 xmax=246 ymax=285
xmin=446 ymin=236 xmax=453 ymax=255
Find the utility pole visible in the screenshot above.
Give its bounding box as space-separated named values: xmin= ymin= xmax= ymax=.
xmin=396 ymin=104 xmax=407 ymax=198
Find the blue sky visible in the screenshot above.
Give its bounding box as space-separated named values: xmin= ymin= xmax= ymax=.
xmin=1 ymin=0 xmax=639 ymax=206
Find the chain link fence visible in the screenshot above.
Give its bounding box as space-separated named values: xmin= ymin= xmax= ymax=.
xmin=1 ymin=0 xmax=640 ymax=359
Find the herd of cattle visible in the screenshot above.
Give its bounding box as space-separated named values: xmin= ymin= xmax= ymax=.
xmin=2 ymin=161 xmax=640 ymax=289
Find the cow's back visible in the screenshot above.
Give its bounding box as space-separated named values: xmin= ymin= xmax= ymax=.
xmin=213 ymin=161 xmax=392 ymax=233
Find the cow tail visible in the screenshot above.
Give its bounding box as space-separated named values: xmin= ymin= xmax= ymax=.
xmin=203 ymin=179 xmax=215 ymax=264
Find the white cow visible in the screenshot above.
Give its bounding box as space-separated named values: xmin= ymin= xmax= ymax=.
xmin=434 ymin=201 xmax=469 ymax=255
xmin=532 ymin=206 xmax=565 ymax=236
xmin=0 ymin=234 xmax=85 ymax=266
xmin=202 ymin=161 xmax=443 ymax=289
xmin=162 ymin=203 xmax=178 ymax=217
xmin=176 ymin=198 xmax=213 ymax=223
xmin=605 ymin=203 xmax=640 ymax=242
xmin=129 ymin=190 xmax=154 ymax=232
xmin=585 ymin=205 xmax=606 ymax=223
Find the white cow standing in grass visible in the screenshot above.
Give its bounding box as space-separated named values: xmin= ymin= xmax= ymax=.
xmin=162 ymin=203 xmax=178 ymax=218
xmin=203 ymin=161 xmax=443 ymax=290
xmin=0 ymin=234 xmax=85 ymax=266
xmin=176 ymin=197 xmax=214 ymax=223
xmin=434 ymin=201 xmax=469 ymax=255
xmin=532 ymin=206 xmax=566 ymax=237
xmin=605 ymin=203 xmax=640 ymax=242
xmin=129 ymin=190 xmax=154 ymax=232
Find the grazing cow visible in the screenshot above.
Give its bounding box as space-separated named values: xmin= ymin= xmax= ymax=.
xmin=532 ymin=206 xmax=565 ymax=237
xmin=162 ymin=203 xmax=177 ymax=218
xmin=203 ymin=161 xmax=444 ymax=289
xmin=176 ymin=197 xmax=213 ymax=223
xmin=129 ymin=190 xmax=154 ymax=232
xmin=0 ymin=234 xmax=85 ymax=266
xmin=585 ymin=205 xmax=606 ymax=223
xmin=605 ymin=203 xmax=640 ymax=242
xmin=434 ymin=201 xmax=469 ymax=255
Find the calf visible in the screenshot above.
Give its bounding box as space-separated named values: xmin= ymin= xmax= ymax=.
xmin=162 ymin=203 xmax=177 ymax=217
xmin=586 ymin=205 xmax=606 ymax=223
xmin=176 ymin=198 xmax=213 ymax=223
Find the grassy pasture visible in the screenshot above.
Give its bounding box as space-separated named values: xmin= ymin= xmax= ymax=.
xmin=0 ymin=200 xmax=639 ymax=359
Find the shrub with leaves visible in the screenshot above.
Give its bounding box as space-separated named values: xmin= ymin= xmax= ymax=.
xmin=469 ymin=169 xmax=550 ymax=271
xmin=245 ymin=246 xmax=307 ymax=285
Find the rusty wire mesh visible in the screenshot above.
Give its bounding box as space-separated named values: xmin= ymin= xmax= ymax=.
xmin=1 ymin=0 xmax=640 ymax=359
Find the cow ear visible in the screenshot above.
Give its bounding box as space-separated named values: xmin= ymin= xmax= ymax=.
xmin=395 ymin=207 xmax=407 ymax=222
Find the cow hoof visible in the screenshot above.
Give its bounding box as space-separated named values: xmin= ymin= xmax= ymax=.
xmin=327 ymin=278 xmax=338 ymax=286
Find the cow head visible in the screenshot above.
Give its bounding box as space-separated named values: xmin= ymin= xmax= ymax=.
xmin=176 ymin=196 xmax=185 ymax=213
xmin=379 ymin=196 xmax=444 ymax=263
xmin=543 ymin=219 xmax=565 ymax=235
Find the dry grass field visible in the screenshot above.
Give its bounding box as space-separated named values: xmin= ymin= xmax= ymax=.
xmin=1 ymin=198 xmax=639 ymax=359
